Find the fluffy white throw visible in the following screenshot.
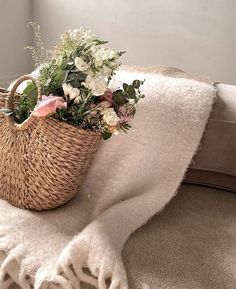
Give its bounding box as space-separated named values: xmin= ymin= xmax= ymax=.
xmin=0 ymin=66 xmax=216 ymax=289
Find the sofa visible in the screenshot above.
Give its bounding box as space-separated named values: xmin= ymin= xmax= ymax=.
xmin=122 ymin=80 xmax=236 ymax=289
xmin=185 ymin=83 xmax=236 ymax=192
xmin=1 ymin=71 xmax=235 ymax=289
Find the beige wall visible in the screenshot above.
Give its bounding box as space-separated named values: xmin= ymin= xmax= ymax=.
xmin=0 ymin=0 xmax=235 ymax=85
xmin=32 ymin=0 xmax=236 ymax=84
xmin=0 ymin=0 xmax=32 ymax=87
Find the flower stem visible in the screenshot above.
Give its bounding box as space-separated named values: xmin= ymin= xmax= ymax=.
xmin=77 ymin=91 xmax=92 ymax=114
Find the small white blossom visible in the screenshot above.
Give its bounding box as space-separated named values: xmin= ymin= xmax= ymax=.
xmin=62 ymin=83 xmax=81 ymax=102
xmin=70 ymin=87 xmax=80 ymax=100
xmin=61 ymin=31 xmax=69 ymax=41
xmin=74 ymin=57 xmax=89 ymax=71
xmin=99 ymin=66 xmax=112 ymax=77
xmin=65 ymin=28 xmax=97 ymax=44
xmin=73 ymin=95 xmax=81 ymax=104
xmin=102 ymin=108 xmax=120 ymax=126
xmin=62 ymin=83 xmax=71 ymax=96
xmin=91 ymin=46 xmax=120 ymax=72
xmin=128 ymin=99 xmax=136 ymax=105
xmin=108 ymin=78 xmax=122 ymax=92
xmin=73 ymin=29 xmax=82 ymax=41
xmin=84 ymin=75 xmax=107 ymax=96
xmin=68 ymin=29 xmax=81 ymax=41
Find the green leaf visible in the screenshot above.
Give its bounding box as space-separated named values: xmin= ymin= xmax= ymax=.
xmin=126 ymin=85 xmax=136 ymax=99
xmin=102 ymin=131 xmax=112 ymax=140
xmin=67 ymin=73 xmax=77 ymax=82
xmin=13 ymin=81 xmax=38 ymax=124
xmin=66 ymin=71 xmax=86 ymax=88
xmin=113 ymin=90 xmax=127 ymax=106
xmin=123 ymin=83 xmax=129 ymax=91
xmin=132 ymin=80 xmax=141 ymax=89
xmin=23 ymin=82 xmax=38 ymax=109
xmin=0 ymin=109 xmax=13 ymax=116
xmin=60 ymin=57 xmax=74 ymax=70
xmin=23 ymin=81 xmax=35 ymax=95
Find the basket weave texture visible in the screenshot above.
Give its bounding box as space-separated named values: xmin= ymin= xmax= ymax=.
xmin=0 ymin=88 xmax=6 ymax=108
xmin=0 ymin=75 xmax=101 ymax=211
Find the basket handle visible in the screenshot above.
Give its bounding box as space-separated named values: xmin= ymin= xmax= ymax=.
xmin=6 ymin=75 xmax=42 ymax=111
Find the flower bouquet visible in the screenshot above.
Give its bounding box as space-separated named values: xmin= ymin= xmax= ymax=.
xmin=0 ymin=24 xmax=144 ymax=211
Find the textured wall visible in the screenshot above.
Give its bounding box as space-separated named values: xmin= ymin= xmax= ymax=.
xmin=0 ymin=0 xmax=32 ymax=87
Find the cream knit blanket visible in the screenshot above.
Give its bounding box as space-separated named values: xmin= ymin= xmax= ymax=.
xmin=0 ymin=66 xmax=216 ymax=289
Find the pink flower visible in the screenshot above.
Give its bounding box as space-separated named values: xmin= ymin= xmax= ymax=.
xmin=33 ymin=95 xmax=67 ymax=117
xmin=117 ymin=106 xmax=134 ymax=124
xmin=100 ymin=89 xmax=113 ymax=104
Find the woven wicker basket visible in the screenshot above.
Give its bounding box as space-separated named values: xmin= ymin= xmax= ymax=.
xmin=0 ymin=88 xmax=7 ymax=108
xmin=0 ymin=75 xmax=101 ymax=211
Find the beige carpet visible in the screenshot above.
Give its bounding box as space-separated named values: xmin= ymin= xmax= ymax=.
xmin=123 ymin=184 xmax=236 ymax=289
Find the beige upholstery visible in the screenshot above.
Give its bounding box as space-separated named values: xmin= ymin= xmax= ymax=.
xmin=13 ymin=185 xmax=236 ymax=289
xmin=123 ymin=184 xmax=236 ymax=289
xmin=185 ymin=83 xmax=236 ymax=191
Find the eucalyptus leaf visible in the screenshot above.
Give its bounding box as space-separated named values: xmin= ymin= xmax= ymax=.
xmin=102 ymin=131 xmax=112 ymax=140
xmin=113 ymin=90 xmax=127 ymax=106
xmin=123 ymin=83 xmax=128 ymax=91
xmin=132 ymin=80 xmax=141 ymax=89
xmin=67 ymin=73 xmax=77 ymax=82
xmin=126 ymin=85 xmax=136 ymax=99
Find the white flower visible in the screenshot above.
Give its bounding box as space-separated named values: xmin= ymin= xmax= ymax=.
xmin=84 ymin=75 xmax=107 ymax=96
xmin=73 ymin=29 xmax=82 ymax=41
xmin=90 ymin=46 xmax=119 ymax=71
xmin=102 ymin=108 xmax=120 ymax=126
xmin=73 ymin=95 xmax=81 ymax=104
xmin=70 ymin=87 xmax=80 ymax=100
xmin=90 ymin=46 xmax=103 ymax=67
xmin=108 ymin=78 xmax=122 ymax=92
xmin=99 ymin=66 xmax=112 ymax=77
xmin=64 ymin=28 xmax=97 ymax=43
xmin=62 ymin=83 xmax=71 ymax=96
xmin=104 ymin=48 xmax=117 ymax=59
xmin=62 ymin=83 xmax=81 ymax=103
xmin=74 ymin=57 xmax=89 ymax=71
xmin=67 ymin=29 xmax=81 ymax=41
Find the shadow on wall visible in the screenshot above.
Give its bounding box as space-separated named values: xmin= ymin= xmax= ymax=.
xmin=0 ymin=0 xmax=33 ymax=87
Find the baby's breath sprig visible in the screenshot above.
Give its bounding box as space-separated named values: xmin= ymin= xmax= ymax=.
xmin=25 ymin=22 xmax=46 ymax=67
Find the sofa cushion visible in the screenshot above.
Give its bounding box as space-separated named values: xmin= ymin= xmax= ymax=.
xmin=185 ymin=83 xmax=236 ymax=192
xmin=123 ymin=184 xmax=236 ymax=289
